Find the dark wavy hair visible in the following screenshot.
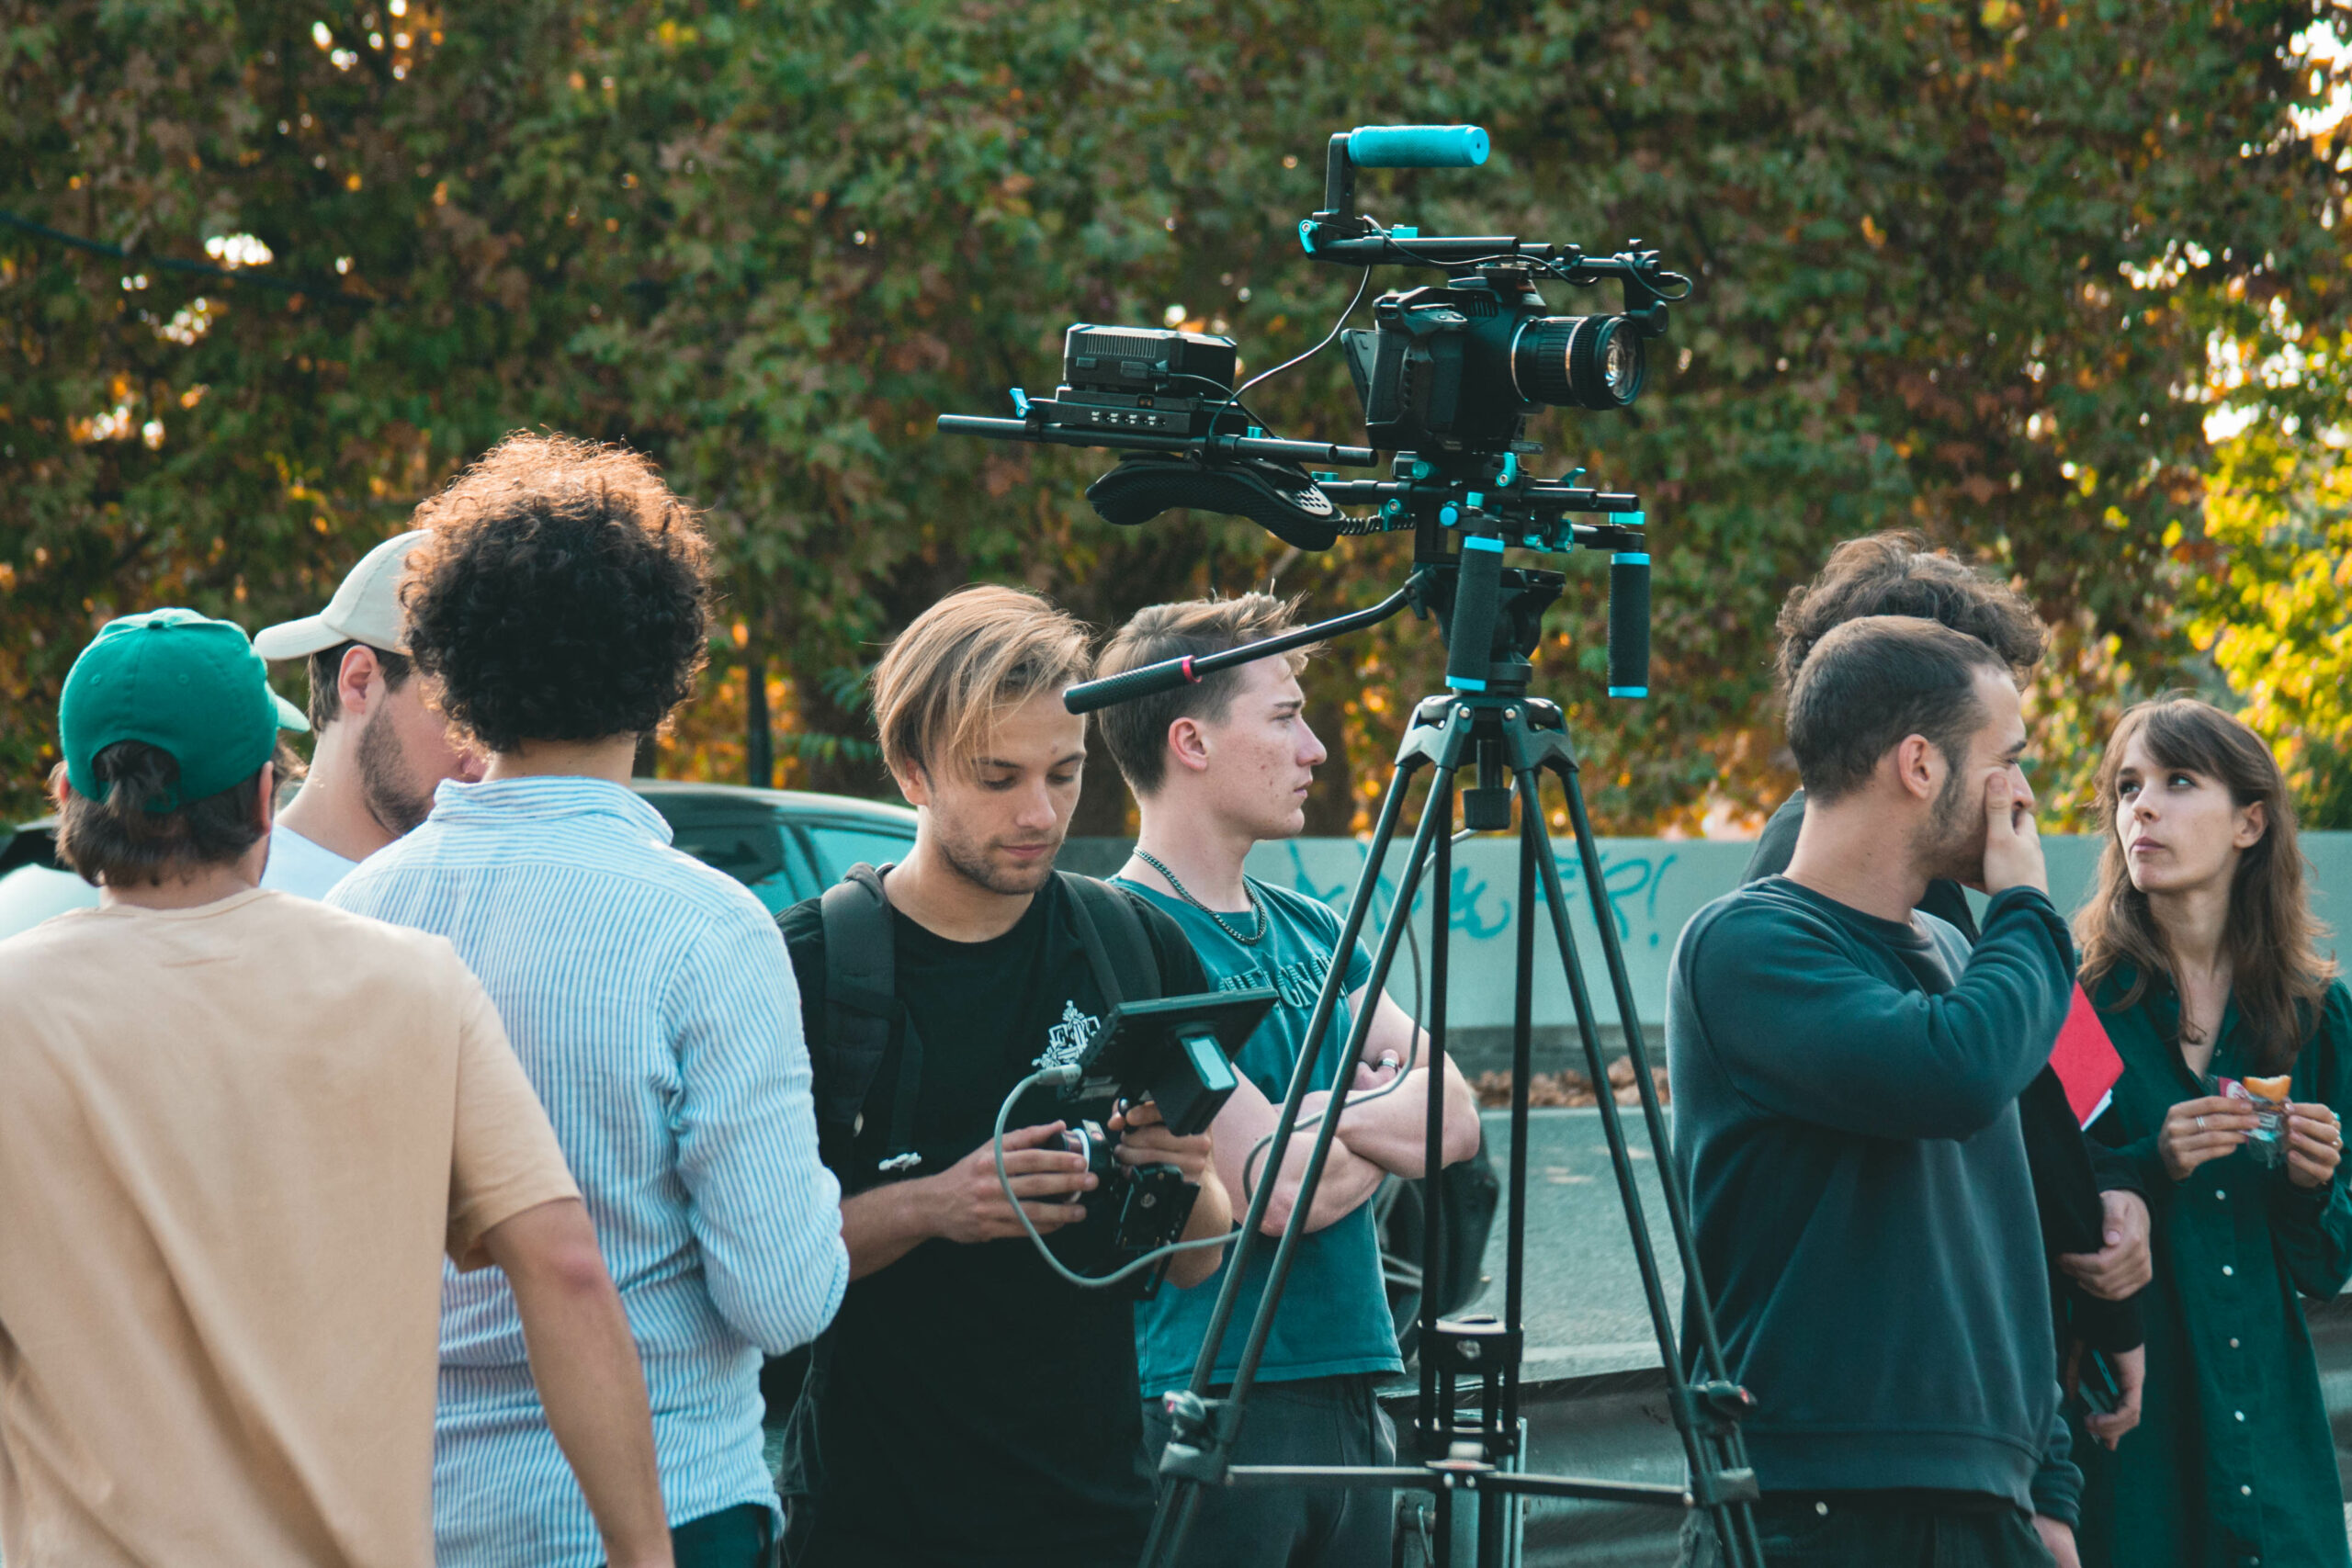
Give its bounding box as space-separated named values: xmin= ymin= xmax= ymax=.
xmin=2077 ymin=697 xmax=2337 ymax=1072
xmin=401 ymin=433 xmax=711 ymax=754
xmin=1775 ymin=531 xmax=2048 ymax=694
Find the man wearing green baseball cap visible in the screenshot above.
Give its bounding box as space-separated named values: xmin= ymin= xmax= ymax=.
xmin=0 ymin=607 xmax=678 ymax=1568
xmin=57 ymin=605 xmax=311 ymax=813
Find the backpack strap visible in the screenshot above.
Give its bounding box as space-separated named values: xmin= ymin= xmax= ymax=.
xmin=819 ymin=863 xmax=925 ymax=1190
xmin=1059 ymin=871 xmax=1164 ymax=1010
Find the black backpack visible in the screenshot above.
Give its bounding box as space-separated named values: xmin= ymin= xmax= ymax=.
xmin=815 ymin=864 xmax=1163 ymax=1192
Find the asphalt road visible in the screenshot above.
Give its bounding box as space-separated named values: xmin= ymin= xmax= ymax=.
xmin=1460 ymin=1106 xmax=1685 ymax=1382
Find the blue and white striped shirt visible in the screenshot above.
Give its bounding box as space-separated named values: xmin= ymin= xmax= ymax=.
xmin=329 ymin=776 xmax=847 ymax=1565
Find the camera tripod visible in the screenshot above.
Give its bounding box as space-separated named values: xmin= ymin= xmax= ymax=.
xmin=1073 ymin=511 xmax=1766 ymax=1568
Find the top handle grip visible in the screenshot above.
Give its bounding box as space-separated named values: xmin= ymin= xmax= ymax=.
xmin=1346 ymin=125 xmax=1489 ymax=169
xmin=1064 ymin=657 xmax=1195 ymax=716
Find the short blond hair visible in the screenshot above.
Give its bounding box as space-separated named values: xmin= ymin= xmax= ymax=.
xmin=872 ymin=585 xmax=1093 ymax=779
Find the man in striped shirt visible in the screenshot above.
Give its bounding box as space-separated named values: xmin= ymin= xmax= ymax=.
xmin=332 ymin=434 xmax=848 ymax=1568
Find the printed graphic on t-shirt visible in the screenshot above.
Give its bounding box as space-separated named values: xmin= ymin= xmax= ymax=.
xmin=1216 ymin=952 xmax=1335 ymax=1010
xmin=1035 ymin=998 xmax=1102 ymax=1072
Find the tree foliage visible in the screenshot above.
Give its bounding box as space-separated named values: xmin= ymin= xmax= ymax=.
xmin=4 ymin=0 xmax=2346 ymax=831
xmin=2194 ymin=335 xmax=2352 ymax=825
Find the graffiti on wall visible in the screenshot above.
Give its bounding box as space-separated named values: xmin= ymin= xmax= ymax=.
xmin=1266 ymin=840 xmax=1684 ymax=947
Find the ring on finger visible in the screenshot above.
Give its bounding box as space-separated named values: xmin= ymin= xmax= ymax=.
xmin=2196 ymin=1114 xmax=2207 ymax=1131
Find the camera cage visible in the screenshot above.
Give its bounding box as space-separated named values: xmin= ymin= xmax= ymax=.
xmin=937 ymin=121 xmax=1691 ymax=559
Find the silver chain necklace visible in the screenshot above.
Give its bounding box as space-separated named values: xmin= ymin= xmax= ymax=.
xmin=1134 ymin=849 xmax=1267 ymax=945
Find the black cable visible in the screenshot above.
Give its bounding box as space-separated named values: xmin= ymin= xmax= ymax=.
xmin=1158 ymin=371 xmax=1282 ymax=441
xmin=1227 ymin=265 xmax=1376 ymax=406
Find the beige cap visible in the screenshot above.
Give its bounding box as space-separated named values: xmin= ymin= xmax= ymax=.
xmin=254 ymin=531 xmax=428 ymax=660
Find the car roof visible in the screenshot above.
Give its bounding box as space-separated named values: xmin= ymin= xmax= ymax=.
xmin=3 ymin=784 xmax=915 ymax=867
xmin=626 ymin=781 xmax=915 ymax=828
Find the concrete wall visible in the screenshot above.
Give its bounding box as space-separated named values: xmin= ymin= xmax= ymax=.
xmin=1069 ymin=833 xmax=2352 ymax=1055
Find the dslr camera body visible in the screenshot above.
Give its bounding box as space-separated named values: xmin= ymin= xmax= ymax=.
xmin=1049 ymin=1117 xmax=1203 ymax=1260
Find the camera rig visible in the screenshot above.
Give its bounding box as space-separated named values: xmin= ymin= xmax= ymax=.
xmin=940 ymin=123 xmax=1686 ymax=707
xmin=942 ymin=127 xmax=1760 ymax=1568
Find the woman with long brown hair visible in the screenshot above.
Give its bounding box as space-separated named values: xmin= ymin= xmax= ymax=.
xmin=2072 ymin=696 xmax=2352 ymax=1567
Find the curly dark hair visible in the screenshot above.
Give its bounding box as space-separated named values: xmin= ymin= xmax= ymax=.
xmin=401 ymin=433 xmax=712 ymax=755
xmin=1774 ymin=531 xmax=2048 ymax=694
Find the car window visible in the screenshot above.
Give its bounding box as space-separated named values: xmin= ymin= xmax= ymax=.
xmin=742 ymin=852 xmax=822 ymax=917
xmin=801 ymin=820 xmax=918 ymax=885
xmin=661 ymin=818 xmax=821 ymax=916
xmin=0 ymin=863 xmax=100 ymax=941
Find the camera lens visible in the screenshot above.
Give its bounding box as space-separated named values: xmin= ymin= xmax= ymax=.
xmin=1510 ymin=315 xmax=1646 ymax=411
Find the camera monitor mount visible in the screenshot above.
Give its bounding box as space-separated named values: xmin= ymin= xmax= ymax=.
xmin=943 ymin=126 xmax=1759 ymax=1568
xmin=1066 ymin=988 xmax=1275 ymax=1137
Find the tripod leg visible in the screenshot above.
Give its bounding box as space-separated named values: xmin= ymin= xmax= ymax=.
xmin=1547 ymin=762 xmax=1741 ymax=1389
xmin=1418 ymin=789 xmax=1452 ymax=1426
xmin=1544 ymin=760 xmax=1765 ymax=1567
xmin=1519 ymin=766 xmax=1763 ymax=1568
xmin=1141 ymin=749 xmax=1446 ymax=1568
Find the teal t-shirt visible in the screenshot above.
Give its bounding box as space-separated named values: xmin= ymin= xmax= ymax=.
xmin=1118 ymin=875 xmax=1406 ymax=1395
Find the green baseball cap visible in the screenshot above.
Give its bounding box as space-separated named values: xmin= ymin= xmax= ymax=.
xmin=60 ymin=608 xmax=311 ymax=811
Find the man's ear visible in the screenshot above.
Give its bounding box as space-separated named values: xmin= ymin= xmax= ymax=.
xmin=1166 ymin=716 xmax=1213 ymax=776
xmin=1890 ymin=733 xmax=1942 ymax=804
xmin=337 ymin=644 xmax=383 ymax=719
xmin=892 ymin=758 xmax=934 ymax=809
xmin=254 ymin=762 xmax=277 ymax=834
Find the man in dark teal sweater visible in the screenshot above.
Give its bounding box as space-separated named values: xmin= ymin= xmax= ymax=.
xmin=1669 ymin=615 xmax=2082 ymax=1568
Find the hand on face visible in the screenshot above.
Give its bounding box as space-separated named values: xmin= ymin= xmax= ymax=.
xmin=1976 ymin=769 xmax=2047 ymax=897
xmin=1917 ymin=667 xmax=2040 ymax=895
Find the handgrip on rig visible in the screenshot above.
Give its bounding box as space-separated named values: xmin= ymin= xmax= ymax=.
xmin=1063 ymin=656 xmax=1199 ymax=716
xmin=1609 ymin=551 xmax=1651 ymax=699
xmin=1444 ymin=536 xmax=1507 ymax=693
xmin=1347 ymin=125 xmax=1489 ymax=169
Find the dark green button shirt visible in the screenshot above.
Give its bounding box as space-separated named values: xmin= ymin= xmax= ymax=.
xmin=2074 ymin=970 xmax=2352 ymax=1568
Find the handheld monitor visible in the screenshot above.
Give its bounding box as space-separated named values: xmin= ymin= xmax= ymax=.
xmin=1066 ymin=987 xmax=1278 ymax=1135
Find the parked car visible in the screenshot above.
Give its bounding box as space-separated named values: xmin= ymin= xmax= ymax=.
xmin=0 ymin=781 xmax=919 ymax=942
xmin=5 ymin=784 xmax=1488 ymax=1393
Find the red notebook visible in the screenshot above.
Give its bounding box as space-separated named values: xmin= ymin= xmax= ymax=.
xmin=2052 ymin=983 xmax=2124 ymax=1129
